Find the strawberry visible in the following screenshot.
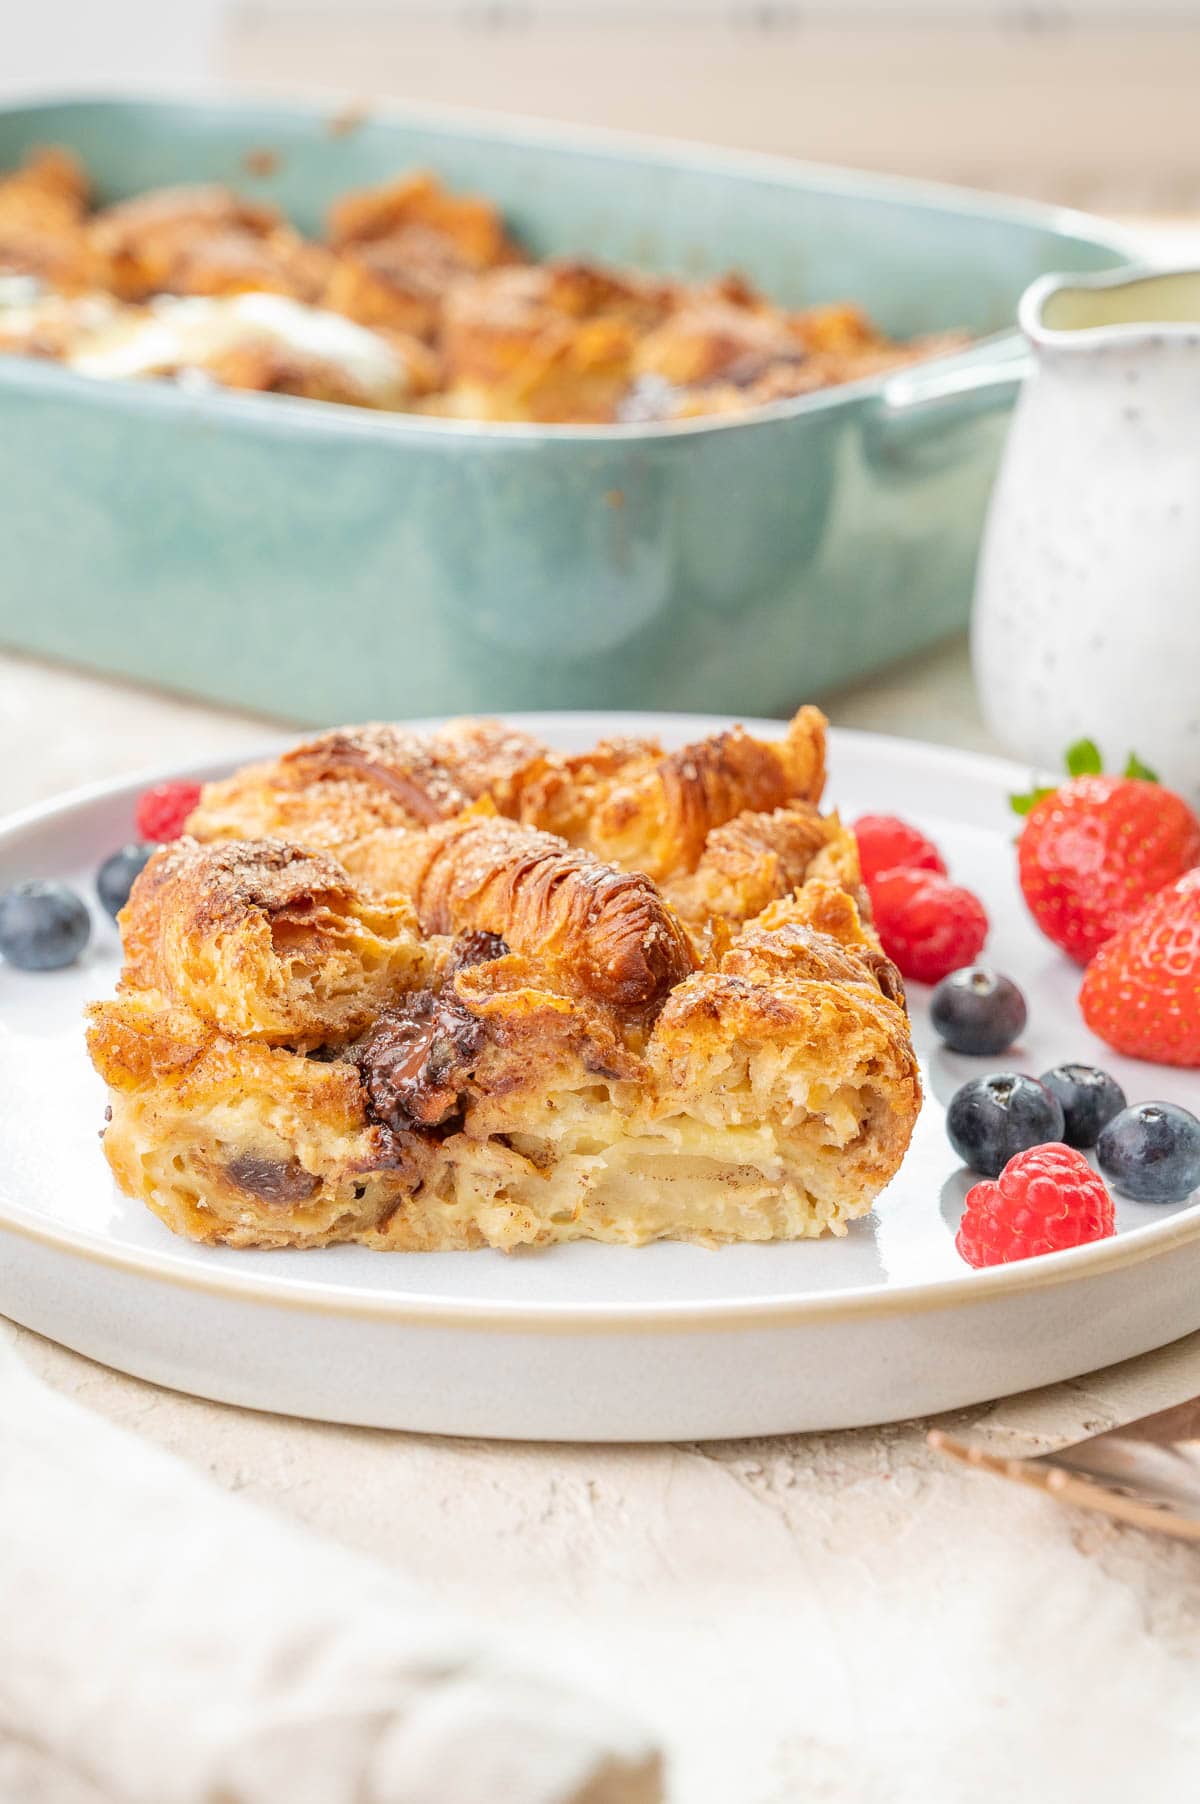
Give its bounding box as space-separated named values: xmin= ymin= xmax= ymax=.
xmin=1079 ymin=869 xmax=1200 ymax=1067
xmin=1016 ymin=753 xmax=1200 ymax=965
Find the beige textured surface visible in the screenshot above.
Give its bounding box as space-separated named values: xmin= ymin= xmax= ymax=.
xmin=4 ymin=641 xmax=1200 ymax=1801
xmin=223 ymin=21 xmax=1200 ymax=212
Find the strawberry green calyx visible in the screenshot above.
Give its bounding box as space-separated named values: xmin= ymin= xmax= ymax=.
xmin=1065 ymin=738 xmax=1103 ymax=778
xmin=1009 ymin=784 xmax=1054 ymax=818
xmin=1009 ymin=741 xmax=1159 ymax=817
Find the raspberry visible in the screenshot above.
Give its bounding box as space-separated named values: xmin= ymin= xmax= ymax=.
xmin=868 ymin=867 xmax=988 ymax=985
xmin=135 ymin=780 xmax=202 ymax=842
xmin=852 ymin=814 xmax=947 ymax=885
xmin=955 ymin=1143 xmax=1115 ymax=1268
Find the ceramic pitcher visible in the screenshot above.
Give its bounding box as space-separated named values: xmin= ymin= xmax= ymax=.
xmin=972 ymin=267 xmax=1200 ymax=805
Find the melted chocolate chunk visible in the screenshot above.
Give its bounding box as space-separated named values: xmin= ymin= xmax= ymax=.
xmin=355 ymin=991 xmax=486 ymax=1132
xmin=225 ymin=1153 xmax=319 ymax=1205
xmin=445 ymin=929 xmax=509 ymax=975
xmin=358 ymin=1122 xmax=419 ymax=1171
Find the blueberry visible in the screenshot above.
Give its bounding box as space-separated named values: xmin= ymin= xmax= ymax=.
xmin=1096 ymin=1103 xmax=1200 ymax=1203
xmin=0 ymin=880 xmax=91 ymax=971
xmin=1039 ymin=1063 xmax=1127 ymax=1150
xmin=930 ymin=966 xmax=1027 ymax=1056
xmin=946 ymin=1072 xmax=1065 ymax=1177
xmin=96 ymin=842 xmax=155 ymax=919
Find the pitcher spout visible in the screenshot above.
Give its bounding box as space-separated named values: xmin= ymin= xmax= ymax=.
xmin=1021 ymin=265 xmax=1200 ymax=352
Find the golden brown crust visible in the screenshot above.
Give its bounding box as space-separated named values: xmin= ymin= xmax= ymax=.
xmin=426 ymin=716 xmax=553 ymax=813
xmin=662 ymin=800 xmax=865 ymax=925
xmin=721 ymin=916 xmax=904 ymax=1009
xmin=434 ymin=260 xmax=672 ymax=422
xmin=386 ymin=811 xmax=699 ymax=1015
xmin=2 ymin=145 xmax=88 ymax=215
xmin=751 ymin=880 xmax=877 ymax=946
xmin=279 ymin=723 xmax=477 ymax=823
xmin=624 ymin=297 xmax=969 ymax=423
xmin=320 ymin=178 xmax=511 ymax=355
xmin=0 ymin=146 xmax=96 ymax=291
xmin=88 ymin=184 xmax=285 ymax=299
xmin=634 ymin=297 xmax=804 ymax=389
xmin=326 ymin=169 xmax=522 ymax=267
xmin=516 ymin=707 xmax=827 ymax=881
xmin=322 ymin=235 xmax=458 ymax=340
xmin=188 ymin=710 xmax=829 ymax=923
xmin=186 ymin=719 xmax=552 ymax=892
xmin=322 ymin=171 xmax=521 ymax=347
xmin=121 ymin=226 xmax=332 ymax=305
xmin=437 ymin=287 xmax=637 ymax=422
xmin=119 ymin=836 xmax=431 ymax=1043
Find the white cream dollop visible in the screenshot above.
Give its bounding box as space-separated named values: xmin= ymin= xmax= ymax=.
xmin=68 ymin=292 xmax=411 ymax=403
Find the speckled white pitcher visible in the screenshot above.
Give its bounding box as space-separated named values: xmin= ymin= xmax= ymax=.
xmin=972 ymin=268 xmax=1200 ymax=804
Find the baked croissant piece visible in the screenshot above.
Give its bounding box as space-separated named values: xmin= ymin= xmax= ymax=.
xmin=87 ymin=826 xmax=920 ymax=1251
xmin=185 ymin=706 xmax=849 ymax=918
xmin=381 ymin=811 xmax=698 ymax=1015
xmin=0 ymin=146 xmax=97 ymax=292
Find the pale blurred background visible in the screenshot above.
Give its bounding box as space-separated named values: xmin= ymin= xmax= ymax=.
xmin=6 ymin=0 xmax=1200 ymax=214
xmin=4 ymin=0 xmax=1197 ymax=747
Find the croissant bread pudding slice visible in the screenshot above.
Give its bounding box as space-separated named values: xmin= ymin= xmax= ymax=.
xmin=87 ymin=810 xmax=921 ymax=1251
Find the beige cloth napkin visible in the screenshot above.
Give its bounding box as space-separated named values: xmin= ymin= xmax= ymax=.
xmin=0 ymin=1340 xmax=662 ymax=1804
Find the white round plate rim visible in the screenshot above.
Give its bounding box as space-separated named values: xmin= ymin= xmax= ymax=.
xmin=2 ymin=710 xmax=1198 ymax=1337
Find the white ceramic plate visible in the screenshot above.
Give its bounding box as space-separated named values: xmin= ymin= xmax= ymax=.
xmin=2 ymin=713 xmax=1199 ymax=1441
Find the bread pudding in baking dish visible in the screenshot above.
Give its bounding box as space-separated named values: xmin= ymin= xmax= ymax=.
xmin=1 ymin=145 xmax=963 ymax=425
xmin=86 ymin=711 xmax=921 ymax=1253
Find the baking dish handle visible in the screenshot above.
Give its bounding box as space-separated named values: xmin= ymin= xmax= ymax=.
xmin=880 ymin=344 xmax=1034 ymax=419
xmin=866 ymin=340 xmax=1033 ymax=470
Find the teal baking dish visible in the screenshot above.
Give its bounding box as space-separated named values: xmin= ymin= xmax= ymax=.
xmin=0 ymin=94 xmax=1126 ymax=723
